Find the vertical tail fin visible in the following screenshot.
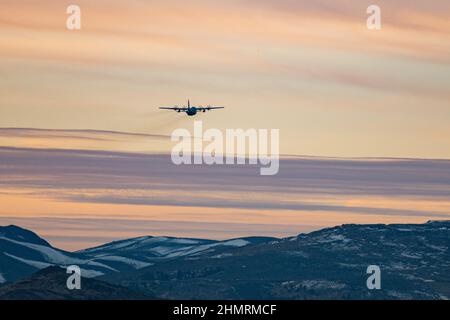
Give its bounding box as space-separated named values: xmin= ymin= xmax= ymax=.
xmin=188 ymin=99 xmax=190 ymax=108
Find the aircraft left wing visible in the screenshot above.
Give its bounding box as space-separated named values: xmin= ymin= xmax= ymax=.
xmin=159 ymin=106 xmax=187 ymax=111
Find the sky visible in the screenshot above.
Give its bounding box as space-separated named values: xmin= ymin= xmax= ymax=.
xmin=0 ymin=1 xmax=449 ymax=250
xmin=1 ymin=133 xmax=449 ymax=250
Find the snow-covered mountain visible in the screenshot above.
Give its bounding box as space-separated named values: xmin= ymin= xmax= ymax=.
xmin=1 ymin=222 xmax=449 ymax=299
xmin=79 ymin=235 xmax=273 ymax=262
xmin=0 ymin=225 xmax=274 ymax=284
xmin=0 ymin=225 xmax=115 ymax=283
xmin=105 ymin=221 xmax=450 ymax=300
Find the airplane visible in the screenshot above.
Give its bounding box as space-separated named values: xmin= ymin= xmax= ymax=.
xmin=159 ymin=100 xmax=224 ymax=116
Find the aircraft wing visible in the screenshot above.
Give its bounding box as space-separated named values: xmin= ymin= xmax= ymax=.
xmin=197 ymin=106 xmax=225 ymax=111
xmin=159 ymin=106 xmax=187 ymax=111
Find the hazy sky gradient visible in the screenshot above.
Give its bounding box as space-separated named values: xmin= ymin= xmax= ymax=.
xmin=0 ymin=0 xmax=449 ymax=157
xmin=1 ymin=1 xmax=449 ymax=250
xmin=0 ymin=129 xmax=449 ymax=250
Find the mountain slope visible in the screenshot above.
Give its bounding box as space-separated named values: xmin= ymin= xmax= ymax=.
xmin=0 ymin=266 xmax=149 ymax=300
xmin=103 ymin=221 xmax=450 ymax=300
xmin=1 ymin=222 xmax=449 ymax=300
xmin=79 ymin=235 xmax=275 ymax=264
xmin=0 ymin=225 xmax=51 ymax=246
xmin=0 ymin=224 xmax=276 ymax=284
xmin=0 ymin=225 xmax=118 ymax=283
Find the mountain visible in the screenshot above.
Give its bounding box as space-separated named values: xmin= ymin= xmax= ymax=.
xmin=103 ymin=221 xmax=450 ymax=300
xmin=0 ymin=266 xmax=149 ymax=300
xmin=78 ymin=235 xmax=275 ymax=269
xmin=0 ymin=225 xmax=118 ymax=283
xmin=0 ymin=225 xmax=51 ymax=247
xmin=0 ymin=224 xmax=275 ymax=284
xmin=0 ymin=222 xmax=449 ymax=299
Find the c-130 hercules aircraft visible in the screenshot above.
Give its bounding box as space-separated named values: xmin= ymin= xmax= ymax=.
xmin=159 ymin=100 xmax=224 ymax=116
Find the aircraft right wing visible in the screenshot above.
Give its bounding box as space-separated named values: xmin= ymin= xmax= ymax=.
xmin=205 ymin=106 xmax=224 ymax=110
xmin=196 ymin=106 xmax=225 ymax=111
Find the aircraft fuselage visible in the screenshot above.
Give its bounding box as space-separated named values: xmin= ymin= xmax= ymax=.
xmin=186 ymin=107 xmax=197 ymax=116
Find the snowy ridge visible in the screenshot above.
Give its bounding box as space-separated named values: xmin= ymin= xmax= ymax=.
xmin=94 ymin=256 xmax=153 ymax=269
xmin=3 ymin=252 xmax=52 ymax=269
xmin=1 ymin=222 xmax=448 ymax=299
xmin=80 ymin=236 xmax=256 ymax=262
xmin=0 ymin=225 xmax=269 ymax=284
